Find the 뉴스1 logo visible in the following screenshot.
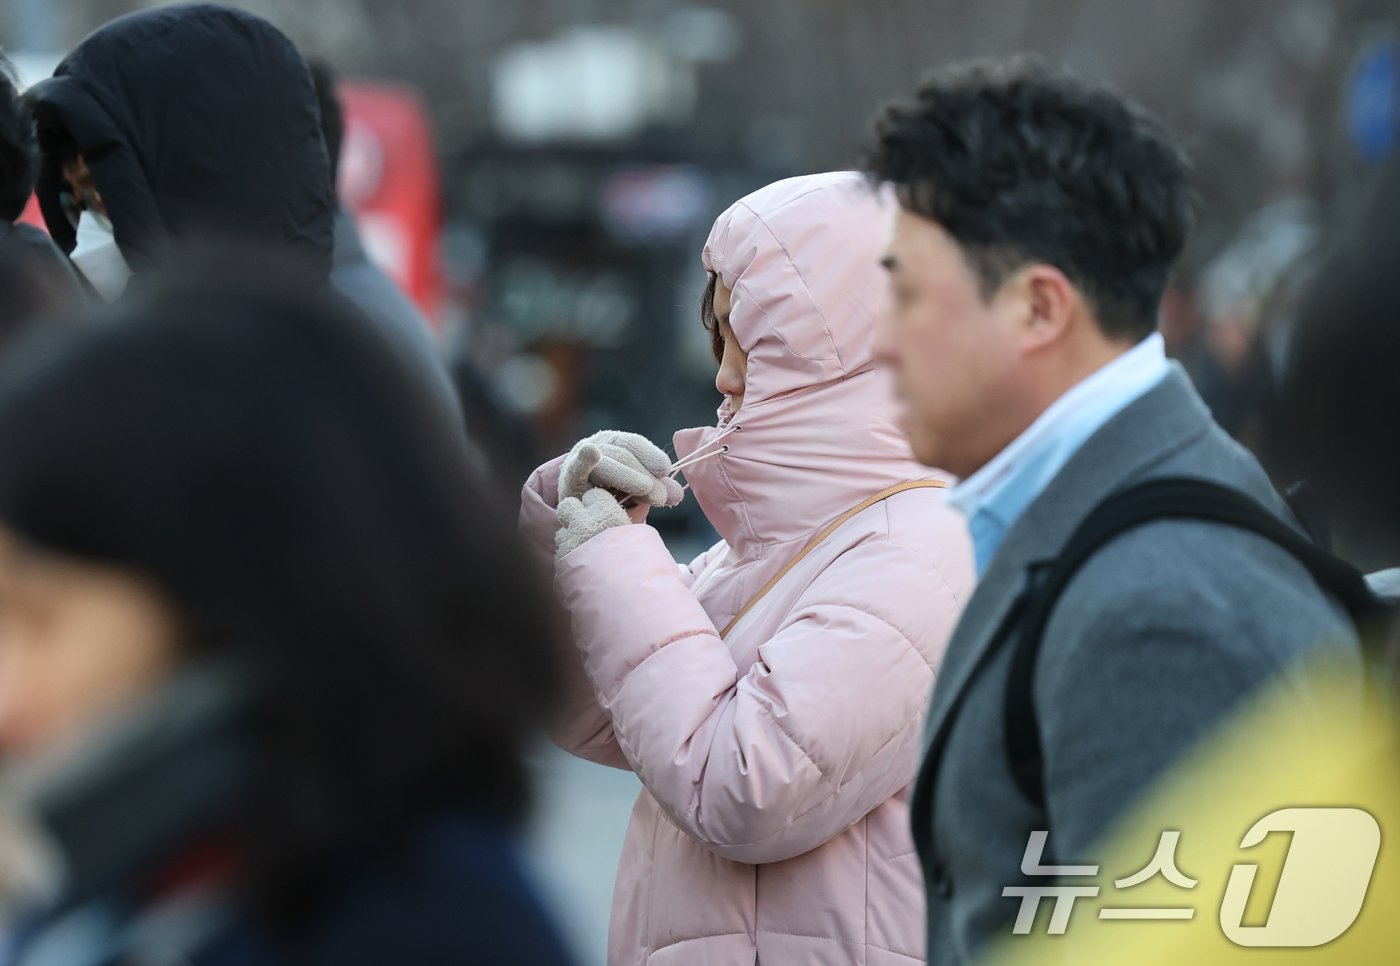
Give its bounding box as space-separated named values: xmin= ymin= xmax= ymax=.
xmin=1003 ymin=807 xmax=1381 ymax=947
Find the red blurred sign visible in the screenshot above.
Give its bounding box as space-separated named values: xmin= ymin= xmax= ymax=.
xmin=338 ymin=82 xmax=445 ymax=327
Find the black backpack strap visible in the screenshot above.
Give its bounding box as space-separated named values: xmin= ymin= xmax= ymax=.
xmin=1003 ymin=476 xmax=1384 ymax=811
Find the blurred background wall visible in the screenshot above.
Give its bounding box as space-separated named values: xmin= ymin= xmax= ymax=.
xmin=7 ymin=1 xmax=1400 ymax=960
xmin=12 ymin=0 xmax=1400 ymax=487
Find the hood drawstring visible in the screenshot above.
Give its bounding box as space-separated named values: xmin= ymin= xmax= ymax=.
xmin=618 ymin=422 xmax=742 ymax=510
xmin=669 ymin=422 xmax=741 ymax=492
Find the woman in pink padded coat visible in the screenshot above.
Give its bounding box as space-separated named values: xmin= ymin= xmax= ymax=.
xmin=519 ymin=172 xmax=974 ymax=965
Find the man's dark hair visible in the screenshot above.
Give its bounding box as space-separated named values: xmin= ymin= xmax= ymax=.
xmin=0 ymin=52 xmax=37 ymax=222
xmin=863 ymin=58 xmax=1192 ymax=341
xmin=308 ymin=58 xmax=344 ymax=188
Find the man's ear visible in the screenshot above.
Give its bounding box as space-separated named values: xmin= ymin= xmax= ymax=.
xmin=1009 ymin=264 xmax=1078 ymax=353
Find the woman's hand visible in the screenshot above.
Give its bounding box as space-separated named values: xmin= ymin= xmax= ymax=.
xmin=556 ymin=488 xmax=631 ymax=560
xmin=558 ymin=431 xmax=684 ymax=509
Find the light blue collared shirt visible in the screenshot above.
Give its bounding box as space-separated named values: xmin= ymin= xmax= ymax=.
xmin=947 ymin=334 xmax=1172 ymax=575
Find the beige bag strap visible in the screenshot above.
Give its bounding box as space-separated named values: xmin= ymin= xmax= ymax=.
xmin=718 ymin=479 xmax=949 ymax=639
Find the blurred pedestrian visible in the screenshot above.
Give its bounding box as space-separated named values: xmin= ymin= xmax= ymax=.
xmin=863 ymin=58 xmax=1361 ymax=963
xmin=26 ymin=5 xmax=334 ymax=301
xmin=0 ymin=52 xmax=84 ymax=334
xmin=1272 ymin=160 xmax=1400 ymax=589
xmin=520 ymin=172 xmax=974 ymax=965
xmin=0 ymin=265 xmax=574 ymax=965
xmin=308 ymin=57 xmax=536 ymax=484
xmin=306 ymin=58 xmax=462 ymax=411
xmin=25 ymin=4 xmax=471 ymax=431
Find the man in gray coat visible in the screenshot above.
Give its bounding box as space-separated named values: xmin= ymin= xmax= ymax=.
xmin=864 ymin=60 xmax=1360 ymax=963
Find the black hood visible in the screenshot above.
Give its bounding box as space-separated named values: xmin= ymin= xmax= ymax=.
xmin=26 ymin=4 xmax=334 ymax=281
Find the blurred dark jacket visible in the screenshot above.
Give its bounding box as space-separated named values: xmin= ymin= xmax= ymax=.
xmin=3 ymin=668 xmax=574 ymax=966
xmin=0 ymin=221 xmax=87 ymax=328
xmin=330 ymin=207 xmax=458 ymax=410
xmin=199 ymin=820 xmax=576 ymax=966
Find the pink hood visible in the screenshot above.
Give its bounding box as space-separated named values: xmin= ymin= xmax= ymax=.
xmin=675 ymin=172 xmax=924 ymax=556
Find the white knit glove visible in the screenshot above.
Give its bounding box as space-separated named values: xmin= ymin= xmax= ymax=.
xmin=558 ymin=431 xmax=684 ymax=509
xmin=556 ymin=488 xmax=631 ymax=560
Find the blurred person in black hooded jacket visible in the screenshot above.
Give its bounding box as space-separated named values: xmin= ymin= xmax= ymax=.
xmin=0 ymin=52 xmax=84 ymax=334
xmin=24 ymin=4 xmax=462 ymax=418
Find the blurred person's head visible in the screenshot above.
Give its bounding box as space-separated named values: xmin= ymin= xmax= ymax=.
xmin=1198 ymin=198 xmax=1320 ymax=376
xmin=0 ymin=258 xmax=559 ymax=924
xmin=0 ymin=55 xmax=87 ymax=343
xmin=0 ymin=53 xmax=36 ymax=224
xmin=1271 ymin=162 xmax=1400 ymax=565
xmin=863 ymin=58 xmax=1192 ymax=476
xmin=25 ymin=4 xmax=334 ymax=301
xmin=308 ymin=58 xmax=344 ymax=190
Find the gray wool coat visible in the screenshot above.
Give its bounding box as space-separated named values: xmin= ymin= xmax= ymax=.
xmin=911 ymin=366 xmax=1361 ymax=964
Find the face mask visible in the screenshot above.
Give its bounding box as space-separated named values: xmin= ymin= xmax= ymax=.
xmin=70 ymin=210 xmax=132 ymax=303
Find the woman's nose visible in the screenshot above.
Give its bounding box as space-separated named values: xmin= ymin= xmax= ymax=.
xmin=716 ymin=339 xmax=746 ymax=401
xmin=715 ymin=364 xmax=744 ymax=399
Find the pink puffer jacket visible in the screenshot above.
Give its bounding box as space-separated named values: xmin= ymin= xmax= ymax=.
xmin=520 ymin=172 xmax=974 ymax=965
